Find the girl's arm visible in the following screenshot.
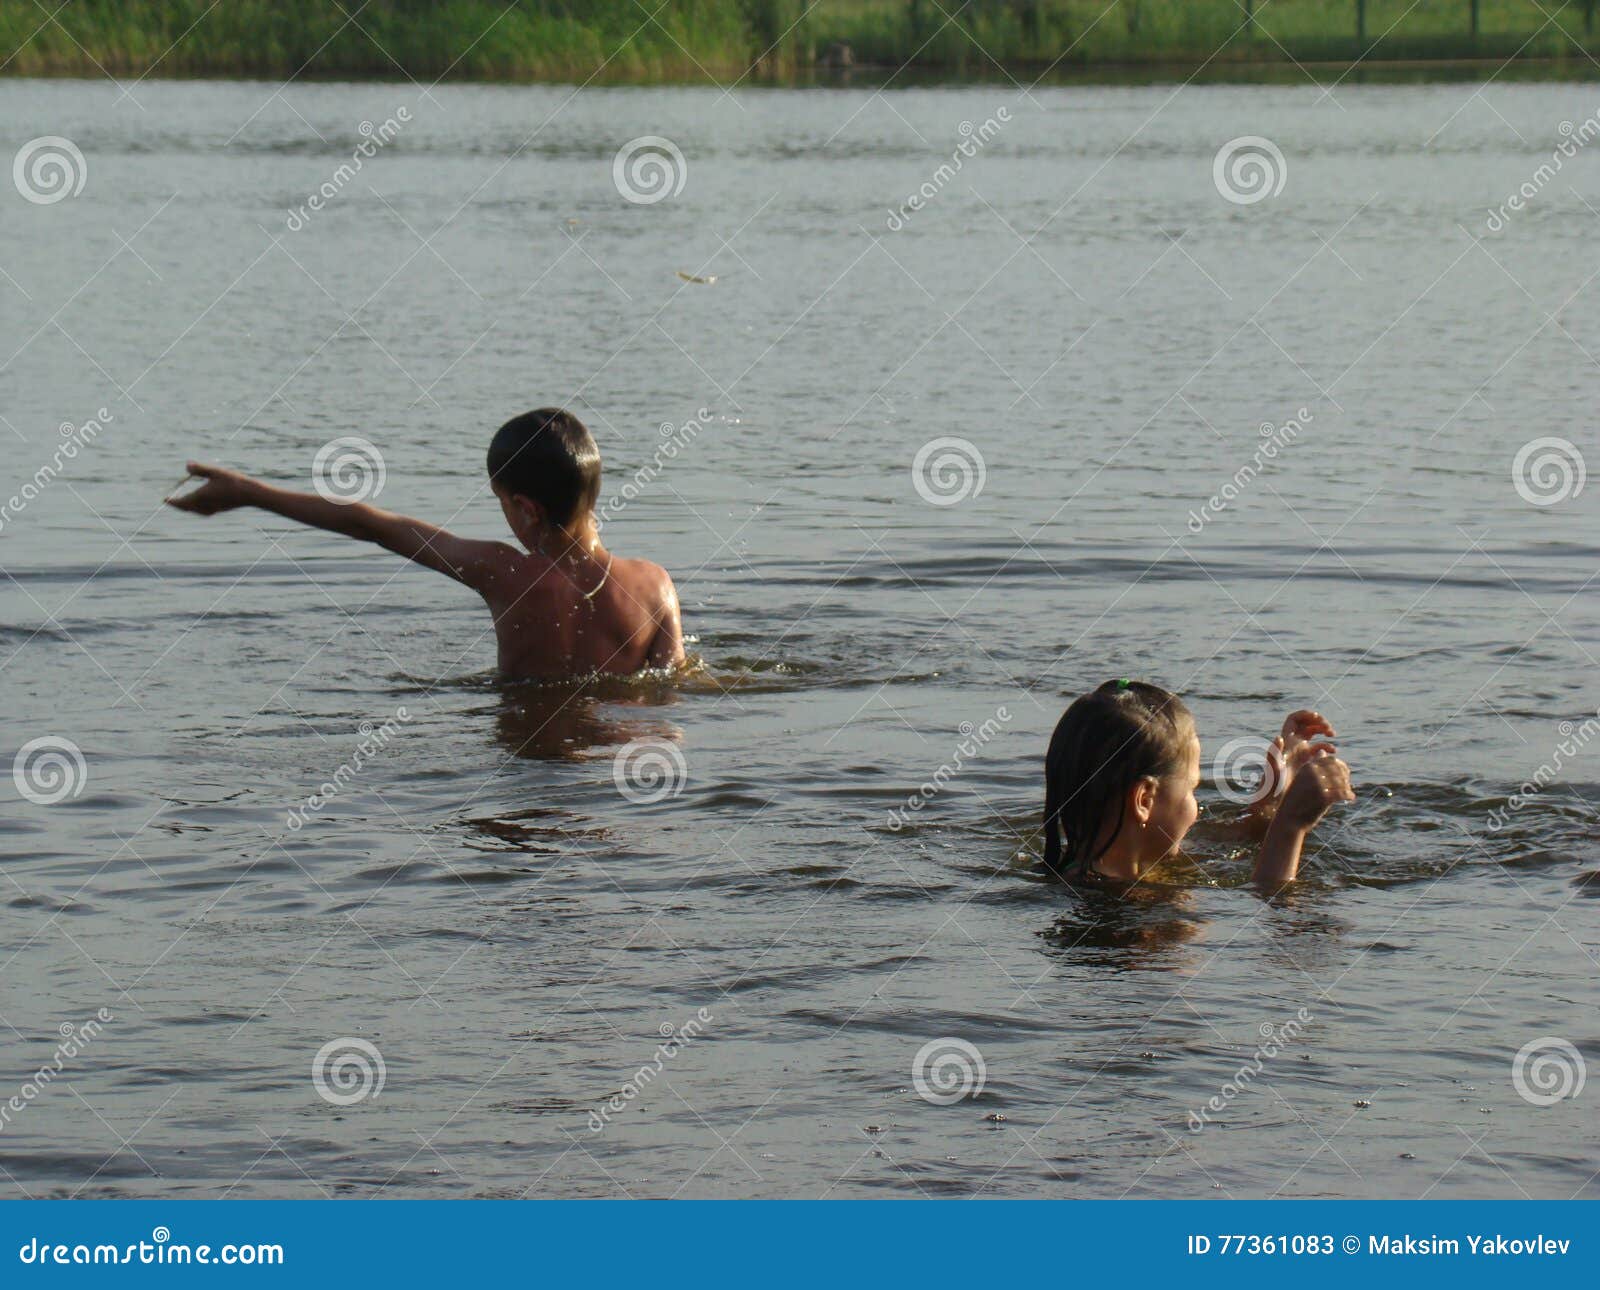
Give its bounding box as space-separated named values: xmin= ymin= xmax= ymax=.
xmin=167 ymin=462 xmax=508 ymax=591
xmin=1251 ymin=749 xmax=1354 ymax=889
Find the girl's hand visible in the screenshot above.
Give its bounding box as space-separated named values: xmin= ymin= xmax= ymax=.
xmin=165 ymin=462 xmax=257 ymax=516
xmin=1264 ymin=710 xmax=1337 ymax=797
xmin=1274 ymin=747 xmax=1354 ymax=831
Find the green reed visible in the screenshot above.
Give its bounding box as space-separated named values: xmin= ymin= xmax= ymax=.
xmin=3 ymin=0 xmax=1596 ymax=81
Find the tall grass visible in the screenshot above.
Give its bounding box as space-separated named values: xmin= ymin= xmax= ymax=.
xmin=2 ymin=0 xmax=1597 ymax=81
xmin=0 ymin=0 xmax=800 ymax=81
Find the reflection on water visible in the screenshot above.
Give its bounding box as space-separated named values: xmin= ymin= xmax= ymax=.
xmin=1042 ymin=887 xmax=1204 ymax=972
xmin=488 ymin=677 xmax=684 ymax=762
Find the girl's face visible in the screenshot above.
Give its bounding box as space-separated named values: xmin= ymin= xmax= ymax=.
xmin=1143 ymin=736 xmax=1202 ymax=858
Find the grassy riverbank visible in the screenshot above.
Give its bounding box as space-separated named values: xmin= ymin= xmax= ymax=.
xmin=4 ymin=0 xmax=1599 ymax=82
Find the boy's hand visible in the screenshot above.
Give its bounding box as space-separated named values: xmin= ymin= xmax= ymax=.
xmin=1273 ymin=748 xmax=1354 ymax=832
xmin=165 ymin=462 xmax=257 ymax=516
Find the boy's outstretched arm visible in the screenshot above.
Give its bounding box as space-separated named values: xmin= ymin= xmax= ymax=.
xmin=167 ymin=462 xmax=504 ymax=591
xmin=1252 ymin=747 xmax=1354 ymax=890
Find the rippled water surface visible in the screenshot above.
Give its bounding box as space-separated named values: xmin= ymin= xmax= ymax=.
xmin=2 ymin=76 xmax=1597 ymax=1198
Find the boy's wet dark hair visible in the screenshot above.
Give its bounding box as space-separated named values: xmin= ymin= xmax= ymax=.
xmin=1042 ymin=680 xmax=1195 ymax=878
xmin=486 ymin=408 xmax=601 ymax=527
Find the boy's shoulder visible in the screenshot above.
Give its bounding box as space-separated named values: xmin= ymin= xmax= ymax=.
xmin=610 ymin=553 xmax=678 ymax=605
xmin=481 ymin=544 xmax=675 ymax=614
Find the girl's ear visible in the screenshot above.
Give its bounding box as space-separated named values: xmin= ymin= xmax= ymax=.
xmin=1130 ymin=775 xmax=1159 ymax=824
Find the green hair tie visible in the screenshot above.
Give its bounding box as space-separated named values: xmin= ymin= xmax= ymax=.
xmin=1116 ymin=678 xmax=1131 ymax=690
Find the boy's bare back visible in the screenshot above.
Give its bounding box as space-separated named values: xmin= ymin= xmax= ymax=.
xmin=469 ymin=543 xmax=681 ymax=678
xmin=167 ymin=408 xmax=685 ymax=681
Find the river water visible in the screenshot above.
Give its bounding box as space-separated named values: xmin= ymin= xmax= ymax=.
xmin=1 ymin=74 xmax=1596 ymax=1198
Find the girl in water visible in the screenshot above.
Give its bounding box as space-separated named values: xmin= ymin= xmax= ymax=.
xmin=1041 ymin=679 xmax=1353 ymax=889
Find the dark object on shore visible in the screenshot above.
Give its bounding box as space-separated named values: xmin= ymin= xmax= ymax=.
xmin=818 ymin=41 xmax=854 ymax=69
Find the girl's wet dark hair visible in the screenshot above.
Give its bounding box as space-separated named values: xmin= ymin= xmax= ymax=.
xmin=487 ymin=407 xmax=601 ymax=527
xmin=1042 ymin=680 xmax=1195 ymax=879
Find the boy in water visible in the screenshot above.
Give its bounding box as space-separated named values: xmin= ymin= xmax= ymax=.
xmin=168 ymin=408 xmax=684 ymax=679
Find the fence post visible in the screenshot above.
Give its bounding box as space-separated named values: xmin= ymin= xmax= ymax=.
xmin=1470 ymin=0 xmax=1480 ymax=39
xmin=1357 ymin=0 xmax=1366 ymax=45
